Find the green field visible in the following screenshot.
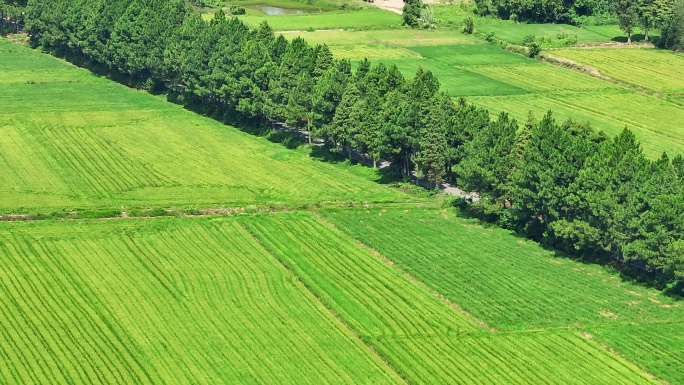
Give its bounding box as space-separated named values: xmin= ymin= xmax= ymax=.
xmin=1 ymin=212 xmax=669 ymax=384
xmin=220 ymin=212 xmax=660 ymax=384
xmin=431 ymin=5 xmax=617 ymax=44
xmin=0 ymin=39 xmax=408 ymax=215
xmin=321 ymin=208 xmax=684 ymax=384
xmin=204 ymin=8 xmax=402 ymax=30
xmin=552 ymin=48 xmax=684 ymax=94
xmin=0 ymin=218 xmax=402 ymax=384
xmin=3 ymin=2 xmax=684 ymax=383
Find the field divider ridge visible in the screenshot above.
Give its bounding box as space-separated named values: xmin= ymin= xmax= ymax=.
xmin=313 ymin=211 xmax=497 ymax=333
xmin=234 ymin=221 xmax=411 ymax=385
xmin=579 ymin=330 xmax=668 ymax=385
xmin=539 ymin=53 xmax=684 ymax=99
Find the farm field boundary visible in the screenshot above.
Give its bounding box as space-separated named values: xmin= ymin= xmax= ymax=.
xmin=239 ymin=211 xmax=661 ymax=384
xmin=0 ymin=217 xmax=403 ymax=384
xmin=540 ymin=52 xmax=684 ymax=98
xmin=321 ymin=207 xmax=684 ymax=384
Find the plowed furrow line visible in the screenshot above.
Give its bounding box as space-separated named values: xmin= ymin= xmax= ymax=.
xmin=0 ymin=243 xmax=75 ymax=383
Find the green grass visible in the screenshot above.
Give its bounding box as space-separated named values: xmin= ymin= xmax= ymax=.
xmin=590 ymin=323 xmax=684 ymax=383
xmin=321 ymin=207 xmax=684 ymax=384
xmin=241 ymin=212 xmax=657 ymax=384
xmin=230 ymin=8 xmax=402 ymax=30
xmin=409 ymin=44 xmax=533 ymax=66
xmin=352 ymin=57 xmax=527 ymax=96
xmin=0 ymin=217 xmax=401 ymax=384
xmin=432 ymin=5 xmax=614 ymax=44
xmin=0 ymin=38 xmax=411 ymax=215
xmin=321 ymin=208 xmax=683 ymax=330
xmin=224 ymin=0 xmax=342 ymax=12
xmin=281 ymin=28 xmax=480 ymax=46
xmin=552 ymin=48 xmax=684 ymax=94
xmin=583 ymin=25 xmax=659 ymax=42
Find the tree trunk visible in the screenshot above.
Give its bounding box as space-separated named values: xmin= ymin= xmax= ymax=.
xmin=627 ymin=33 xmax=631 ymax=44
xmin=644 ymin=28 xmax=649 ymax=42
xmin=307 ymin=119 xmax=312 ymax=145
xmin=373 ymin=158 xmax=377 ymax=168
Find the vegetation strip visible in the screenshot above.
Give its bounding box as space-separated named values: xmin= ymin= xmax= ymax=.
xmin=314 ymin=212 xmax=497 ymax=332
xmin=238 ymin=221 xmax=411 ymax=385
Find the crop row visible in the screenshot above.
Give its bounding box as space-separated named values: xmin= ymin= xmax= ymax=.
xmin=464 ymin=64 xmax=620 ymax=93
xmin=0 ymin=219 xmax=399 ymax=384
xmin=589 ymin=323 xmax=684 ymax=384
xmin=242 ymin=212 xmax=657 ymax=384
xmin=0 ymin=43 xmax=406 ymax=213
xmin=373 ymin=331 xmax=654 ymax=384
xmin=553 ymin=48 xmax=684 ymax=94
xmin=239 ymin=212 xmax=477 ymax=337
xmin=321 ymin=208 xmax=683 ymax=331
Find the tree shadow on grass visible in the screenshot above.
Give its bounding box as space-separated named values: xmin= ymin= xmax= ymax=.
xmin=611 ymin=33 xmax=660 ymax=43
xmin=451 ymin=203 xmax=682 ymax=300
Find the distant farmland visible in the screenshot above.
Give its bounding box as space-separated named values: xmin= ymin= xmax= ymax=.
xmin=284 ymin=24 xmax=684 ymax=158
xmin=552 ymin=48 xmax=684 ymax=94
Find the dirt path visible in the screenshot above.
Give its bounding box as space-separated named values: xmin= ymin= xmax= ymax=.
xmin=370 ymin=0 xmax=441 ymax=14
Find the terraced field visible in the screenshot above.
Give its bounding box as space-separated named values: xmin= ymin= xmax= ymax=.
xmin=0 ymin=218 xmax=401 ymax=384
xmin=0 ymin=39 xmax=407 ymax=215
xmin=552 ymin=48 xmax=684 ymax=94
xmin=322 ymin=208 xmax=684 ymax=384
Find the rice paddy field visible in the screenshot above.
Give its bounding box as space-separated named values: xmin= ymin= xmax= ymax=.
xmin=0 ymin=218 xmax=402 ymax=384
xmin=552 ymin=48 xmax=684 ymax=94
xmin=321 ymin=208 xmax=684 ymax=384
xmin=204 ymin=8 xmax=403 ymax=30
xmin=3 ymin=2 xmax=684 ymax=383
xmin=0 ymin=39 xmax=408 ymax=215
xmin=0 ymin=213 xmax=672 ymax=384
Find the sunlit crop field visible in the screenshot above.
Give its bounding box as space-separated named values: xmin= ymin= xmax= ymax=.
xmin=322 ymin=207 xmax=684 ymax=384
xmin=469 ymin=91 xmax=684 ymax=157
xmin=0 ymin=218 xmax=401 ymax=384
xmin=241 ymin=212 xmax=657 ymax=384
xmin=0 ymin=39 xmax=407 ymax=215
xmin=552 ymin=48 xmax=684 ymax=94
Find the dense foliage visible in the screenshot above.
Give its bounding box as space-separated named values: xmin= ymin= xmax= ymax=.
xmin=474 ymin=0 xmax=616 ymax=23
xmin=23 ymin=0 xmax=684 ymax=283
xmin=0 ymin=0 xmax=26 ymax=34
xmin=473 ymin=0 xmax=681 ymax=46
xmin=657 ymin=0 xmax=684 ymax=49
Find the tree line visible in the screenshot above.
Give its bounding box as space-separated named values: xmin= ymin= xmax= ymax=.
xmin=0 ymin=0 xmax=26 ymax=34
xmin=23 ymin=0 xmax=684 ymax=285
xmin=473 ymin=0 xmax=684 ymax=50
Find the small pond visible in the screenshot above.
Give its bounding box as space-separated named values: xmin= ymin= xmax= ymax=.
xmin=254 ymin=6 xmax=311 ymax=15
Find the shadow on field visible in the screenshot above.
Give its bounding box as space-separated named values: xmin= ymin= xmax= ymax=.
xmin=610 ymin=33 xmax=659 ymax=43
xmin=451 ymin=205 xmax=683 ymax=300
